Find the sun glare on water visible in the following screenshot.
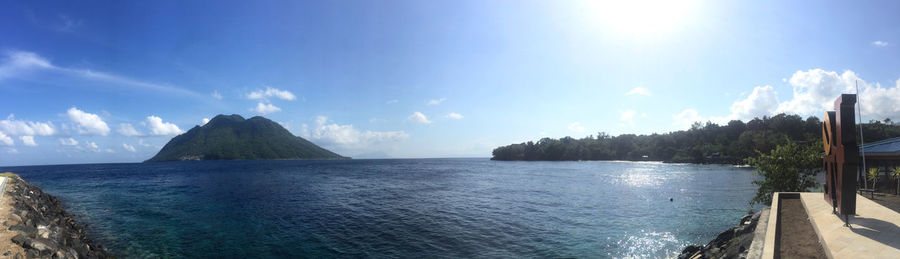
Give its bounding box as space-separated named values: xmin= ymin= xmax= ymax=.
xmin=586 ymin=0 xmax=700 ymax=38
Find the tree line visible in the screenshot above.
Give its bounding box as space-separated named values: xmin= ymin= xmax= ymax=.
xmin=491 ymin=114 xmax=900 ymax=164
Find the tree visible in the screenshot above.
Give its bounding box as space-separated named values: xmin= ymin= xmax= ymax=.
xmin=868 ymin=168 xmax=881 ymax=193
xmin=892 ymin=167 xmax=900 ymax=195
xmin=747 ymin=140 xmax=822 ymax=205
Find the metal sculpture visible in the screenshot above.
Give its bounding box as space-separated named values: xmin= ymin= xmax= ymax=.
xmin=823 ymin=94 xmax=858 ymax=222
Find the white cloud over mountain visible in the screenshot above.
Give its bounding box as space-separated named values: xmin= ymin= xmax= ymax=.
xmin=727 ymin=85 xmax=779 ymax=121
xmin=145 ymin=116 xmax=183 ymax=136
xmin=674 ymin=68 xmax=900 ymax=129
xmin=247 ymin=86 xmax=296 ymax=101
xmin=252 ymin=102 xmax=281 ymax=114
xmin=568 ymin=122 xmax=585 ymax=132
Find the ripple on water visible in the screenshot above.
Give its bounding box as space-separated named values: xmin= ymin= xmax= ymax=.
xmin=0 ymin=159 xmax=761 ymax=258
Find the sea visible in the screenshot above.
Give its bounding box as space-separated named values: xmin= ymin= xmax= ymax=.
xmin=0 ymin=159 xmax=762 ymax=258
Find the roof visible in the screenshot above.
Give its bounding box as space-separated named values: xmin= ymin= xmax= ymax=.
xmin=860 ymin=137 xmax=900 ymax=157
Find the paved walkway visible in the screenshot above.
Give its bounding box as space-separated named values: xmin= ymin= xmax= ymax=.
xmin=801 ymin=192 xmax=900 ymax=258
xmin=0 ymin=176 xmax=24 ymax=258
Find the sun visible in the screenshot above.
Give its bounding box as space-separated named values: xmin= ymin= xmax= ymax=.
xmin=586 ymin=0 xmax=699 ymax=37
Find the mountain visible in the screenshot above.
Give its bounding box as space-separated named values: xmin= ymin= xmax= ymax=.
xmin=145 ymin=114 xmax=346 ymax=162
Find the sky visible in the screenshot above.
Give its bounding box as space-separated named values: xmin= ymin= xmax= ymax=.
xmin=1 ymin=0 xmax=900 ymax=166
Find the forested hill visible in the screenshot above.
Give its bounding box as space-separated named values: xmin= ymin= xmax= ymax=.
xmin=491 ymin=114 xmax=900 ymax=164
xmin=146 ymin=114 xmax=346 ymax=162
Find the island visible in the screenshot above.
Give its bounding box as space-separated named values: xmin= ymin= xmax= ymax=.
xmin=145 ymin=114 xmax=346 ymax=162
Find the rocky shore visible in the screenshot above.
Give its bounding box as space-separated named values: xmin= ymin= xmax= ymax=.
xmin=677 ymin=209 xmax=766 ymax=259
xmin=2 ymin=175 xmax=110 ymax=258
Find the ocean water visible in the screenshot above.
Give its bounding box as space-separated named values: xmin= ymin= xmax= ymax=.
xmin=0 ymin=159 xmax=760 ymax=258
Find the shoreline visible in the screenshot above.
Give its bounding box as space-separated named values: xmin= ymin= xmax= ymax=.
xmin=677 ymin=208 xmax=769 ymax=259
xmin=0 ymin=173 xmax=110 ymax=258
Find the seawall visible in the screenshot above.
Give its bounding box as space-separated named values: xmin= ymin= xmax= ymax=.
xmin=0 ymin=174 xmax=110 ymax=258
xmin=677 ymin=208 xmax=769 ymax=259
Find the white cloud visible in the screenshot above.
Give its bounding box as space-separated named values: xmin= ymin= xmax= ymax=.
xmin=117 ymin=123 xmax=143 ymax=136
xmin=122 ymin=143 xmax=136 ymax=152
xmin=145 ymin=116 xmax=183 ymax=136
xmin=85 ymin=141 xmax=99 ymax=151
xmin=626 ymin=87 xmax=652 ymax=96
xmin=0 ymin=51 xmax=203 ymax=97
xmin=58 ymin=138 xmax=78 ymax=146
xmin=621 ymin=110 xmax=637 ymax=124
xmin=770 ymin=69 xmax=900 ymax=119
xmin=301 ymin=116 xmax=409 ymax=154
xmin=252 ymin=102 xmax=282 ymax=114
xmin=426 ymin=98 xmax=447 ymax=105
xmin=0 ymin=116 xmax=56 ymax=136
xmin=211 ymin=90 xmax=223 ymax=100
xmin=56 ymin=14 xmax=83 ymax=33
xmin=247 ymin=86 xmax=296 ymax=101
xmin=568 ymin=122 xmax=585 ymax=132
xmin=0 ymin=51 xmax=53 ymax=80
xmin=856 ymin=78 xmax=900 ymax=120
xmin=446 ymin=112 xmax=464 ymax=119
xmin=5 ymin=147 xmax=17 ymax=154
xmin=20 ymin=136 xmax=36 ymax=146
xmin=727 ymin=85 xmax=779 ymax=121
xmin=138 ymin=139 xmax=154 ymax=147
xmin=67 ymin=107 xmax=110 ymax=136
xmin=201 ymin=118 xmax=210 ymax=126
xmin=873 ymin=41 xmax=889 ymax=47
xmin=408 ymin=112 xmax=432 ymax=124
xmin=673 ymin=109 xmax=703 ymax=129
xmin=386 ymin=99 xmax=399 ymax=104
xmin=0 ymin=132 xmax=12 ymax=146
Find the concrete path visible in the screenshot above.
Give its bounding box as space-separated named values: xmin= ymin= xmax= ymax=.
xmin=0 ymin=176 xmax=24 ymax=258
xmin=0 ymin=177 xmax=6 ymax=202
xmin=802 ymin=192 xmax=900 ymax=259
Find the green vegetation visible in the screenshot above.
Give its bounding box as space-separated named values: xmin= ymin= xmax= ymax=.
xmin=146 ymin=114 xmax=346 ymax=162
xmin=747 ymin=140 xmax=821 ymax=205
xmin=867 ymin=167 xmax=880 ymax=192
xmin=492 ymin=113 xmax=900 ymax=163
xmin=892 ymin=167 xmax=900 ymax=195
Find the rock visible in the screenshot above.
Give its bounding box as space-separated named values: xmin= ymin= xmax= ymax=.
xmin=28 ymin=238 xmax=55 ymax=255
xmin=679 ymin=211 xmax=762 ymax=259
xmin=677 ymin=245 xmax=702 ymax=259
xmin=37 ymin=225 xmax=50 ymax=239
xmin=4 ymin=177 xmax=110 ymax=258
xmin=9 ymin=224 xmax=37 ymax=237
xmin=740 ymin=214 xmax=753 ymax=225
xmin=2 ymin=250 xmax=9 ymax=256
xmin=11 ymin=234 xmax=28 ymax=246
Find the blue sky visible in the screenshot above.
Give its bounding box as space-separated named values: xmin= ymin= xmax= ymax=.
xmin=1 ymin=0 xmax=900 ymax=165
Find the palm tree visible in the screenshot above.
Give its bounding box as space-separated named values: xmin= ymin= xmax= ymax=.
xmin=892 ymin=167 xmax=900 ymax=195
xmin=867 ymin=168 xmax=880 ymax=196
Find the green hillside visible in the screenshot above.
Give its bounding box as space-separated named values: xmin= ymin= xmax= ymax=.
xmin=145 ymin=114 xmax=346 ymax=162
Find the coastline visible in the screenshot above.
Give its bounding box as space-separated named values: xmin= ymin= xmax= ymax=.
xmin=0 ymin=173 xmax=110 ymax=258
xmin=677 ymin=208 xmax=769 ymax=259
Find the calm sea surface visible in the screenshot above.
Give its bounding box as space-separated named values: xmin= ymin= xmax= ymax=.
xmin=0 ymin=159 xmax=761 ymax=258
